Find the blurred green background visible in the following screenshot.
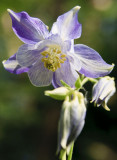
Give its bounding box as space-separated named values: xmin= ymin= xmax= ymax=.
xmin=0 ymin=0 xmax=117 ymax=160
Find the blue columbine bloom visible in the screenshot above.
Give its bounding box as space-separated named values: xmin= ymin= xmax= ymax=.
xmin=3 ymin=6 xmax=114 ymax=87
xmin=91 ymin=76 xmax=116 ymax=111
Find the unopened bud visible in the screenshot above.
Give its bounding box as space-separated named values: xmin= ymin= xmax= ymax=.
xmin=91 ymin=76 xmax=116 ymax=111
xmin=45 ymin=87 xmax=69 ymax=100
xmin=57 ymin=91 xmax=86 ymax=155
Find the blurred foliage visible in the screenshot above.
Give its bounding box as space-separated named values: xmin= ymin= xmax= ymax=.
xmin=0 ymin=0 xmax=117 ymax=160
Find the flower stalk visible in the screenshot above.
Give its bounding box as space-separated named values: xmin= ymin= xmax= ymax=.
xmin=60 ymin=149 xmax=66 ymax=160
xmin=68 ymin=142 xmax=74 ymax=160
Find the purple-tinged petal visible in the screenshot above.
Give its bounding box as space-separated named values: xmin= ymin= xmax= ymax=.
xmin=92 ymin=78 xmax=107 ymax=103
xmin=69 ymin=39 xmax=74 ymax=53
xmin=54 ymin=58 xmax=79 ymax=87
xmin=91 ymin=77 xmax=116 ymax=110
xmin=74 ymin=44 xmax=114 ymax=78
xmin=67 ymin=53 xmax=81 ymax=71
xmin=2 ymin=54 xmax=29 ymax=74
xmin=102 ymin=80 xmax=116 ymax=103
xmin=48 ymin=34 xmax=71 ymax=52
xmin=66 ymin=96 xmax=86 ymax=146
xmin=28 ymin=60 xmax=53 ymax=87
xmin=51 ymin=6 xmax=82 ymax=41
xmin=8 ymin=9 xmax=49 ymax=44
xmin=52 ymin=73 xmax=60 ymax=88
xmin=92 ymin=77 xmax=115 ymax=103
xmin=16 ymin=43 xmax=45 ymax=67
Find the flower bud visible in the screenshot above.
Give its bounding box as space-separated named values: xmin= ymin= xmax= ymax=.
xmin=57 ymin=91 xmax=86 ymax=155
xmin=91 ymin=76 xmax=116 ymax=111
xmin=45 ymin=87 xmax=69 ymax=100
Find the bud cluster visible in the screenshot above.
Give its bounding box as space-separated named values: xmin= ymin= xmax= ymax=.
xmin=45 ymin=76 xmax=116 ymax=160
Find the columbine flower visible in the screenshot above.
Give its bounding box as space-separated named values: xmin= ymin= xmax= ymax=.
xmin=91 ymin=76 xmax=116 ymax=111
xmin=57 ymin=91 xmax=86 ymax=155
xmin=3 ymin=6 xmax=114 ymax=87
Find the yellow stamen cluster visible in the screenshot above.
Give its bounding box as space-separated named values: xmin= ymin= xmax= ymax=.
xmin=41 ymin=45 xmax=66 ymax=72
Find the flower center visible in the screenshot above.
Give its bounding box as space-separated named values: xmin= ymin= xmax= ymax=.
xmin=41 ymin=45 xmax=66 ymax=72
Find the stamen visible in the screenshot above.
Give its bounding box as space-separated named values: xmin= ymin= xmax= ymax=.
xmin=41 ymin=51 xmax=48 ymax=56
xmin=60 ymin=60 xmax=65 ymax=63
xmin=61 ymin=54 xmax=66 ymax=58
xmin=41 ymin=45 xmax=66 ymax=72
xmin=62 ymin=58 xmax=66 ymax=61
xmin=58 ymin=63 xmax=61 ymax=68
xmin=41 ymin=58 xmax=47 ymax=62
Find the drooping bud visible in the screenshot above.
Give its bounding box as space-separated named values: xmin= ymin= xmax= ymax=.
xmin=91 ymin=76 xmax=116 ymax=111
xmin=57 ymin=91 xmax=86 ymax=155
xmin=45 ymin=87 xmax=69 ymax=100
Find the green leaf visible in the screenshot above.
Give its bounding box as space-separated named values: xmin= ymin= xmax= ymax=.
xmin=75 ymin=77 xmax=82 ymax=89
xmin=81 ymin=74 xmax=85 ymax=81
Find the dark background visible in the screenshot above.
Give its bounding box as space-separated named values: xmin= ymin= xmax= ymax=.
xmin=0 ymin=0 xmax=117 ymax=160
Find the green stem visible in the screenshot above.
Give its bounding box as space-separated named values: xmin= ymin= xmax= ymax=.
xmin=81 ymin=77 xmax=89 ymax=86
xmin=88 ymin=78 xmax=98 ymax=83
xmin=62 ymin=150 xmax=66 ymax=160
xmin=81 ymin=77 xmax=98 ymax=86
xmin=60 ymin=149 xmax=66 ymax=160
xmin=68 ymin=142 xmax=74 ymax=160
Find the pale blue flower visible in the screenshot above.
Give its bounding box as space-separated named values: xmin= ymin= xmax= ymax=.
xmin=3 ymin=7 xmax=114 ymax=87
